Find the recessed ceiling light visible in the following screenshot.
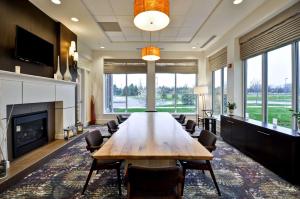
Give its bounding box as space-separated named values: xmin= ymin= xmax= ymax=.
xmin=233 ymin=0 xmax=243 ymax=5
xmin=71 ymin=17 xmax=79 ymax=22
xmin=192 ymin=46 xmax=197 ymax=49
xmin=51 ymin=0 xmax=61 ymax=5
xmin=100 ymin=46 xmax=105 ymax=49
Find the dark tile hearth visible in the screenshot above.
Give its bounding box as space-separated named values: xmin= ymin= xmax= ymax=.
xmin=0 ymin=126 xmax=299 ymax=198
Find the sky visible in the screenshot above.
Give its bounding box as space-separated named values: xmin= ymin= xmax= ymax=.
xmin=247 ymin=44 xmax=293 ymax=87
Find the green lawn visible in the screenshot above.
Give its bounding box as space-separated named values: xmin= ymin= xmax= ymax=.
xmin=247 ymin=93 xmax=291 ymax=101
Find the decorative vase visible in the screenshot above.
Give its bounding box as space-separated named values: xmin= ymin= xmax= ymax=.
xmin=229 ymin=109 xmax=234 ymax=116
xmin=63 ymin=53 xmax=72 ymax=81
xmin=55 ymin=56 xmax=63 ymax=80
xmin=0 ymin=160 xmax=7 ymax=179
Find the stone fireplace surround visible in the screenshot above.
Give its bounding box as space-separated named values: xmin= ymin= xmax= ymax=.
xmin=0 ymin=70 xmax=76 ymax=161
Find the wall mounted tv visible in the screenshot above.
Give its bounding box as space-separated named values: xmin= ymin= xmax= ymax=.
xmin=15 ymin=26 xmax=54 ymax=67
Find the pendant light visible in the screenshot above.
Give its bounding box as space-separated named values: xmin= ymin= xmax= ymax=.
xmin=142 ymin=32 xmax=160 ymax=61
xmin=134 ymin=0 xmax=170 ymax=31
xmin=142 ymin=46 xmax=160 ymax=61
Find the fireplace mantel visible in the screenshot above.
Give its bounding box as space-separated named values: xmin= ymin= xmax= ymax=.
xmin=0 ymin=70 xmax=76 ymax=160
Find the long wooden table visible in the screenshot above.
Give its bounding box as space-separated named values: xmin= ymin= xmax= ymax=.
xmin=93 ymin=113 xmax=212 ymax=167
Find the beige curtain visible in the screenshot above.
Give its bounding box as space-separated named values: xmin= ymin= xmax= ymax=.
xmin=208 ymin=47 xmax=227 ymax=71
xmin=104 ymin=59 xmax=147 ymax=74
xmin=239 ymin=2 xmax=300 ymax=60
xmin=155 ymin=59 xmax=198 ymax=74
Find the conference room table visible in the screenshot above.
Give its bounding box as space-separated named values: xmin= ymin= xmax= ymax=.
xmin=93 ymin=112 xmax=213 ymax=168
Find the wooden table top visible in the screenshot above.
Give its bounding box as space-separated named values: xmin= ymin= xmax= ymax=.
xmin=93 ymin=112 xmax=213 ymax=160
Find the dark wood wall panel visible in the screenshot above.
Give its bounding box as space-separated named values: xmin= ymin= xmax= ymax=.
xmin=0 ymin=0 xmax=57 ymax=78
xmin=58 ymin=23 xmax=78 ymax=81
xmin=0 ymin=0 xmax=77 ymax=81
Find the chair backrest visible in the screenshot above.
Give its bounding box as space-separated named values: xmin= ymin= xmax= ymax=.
xmin=116 ymin=115 xmax=123 ymax=124
xmin=85 ymin=130 xmax=104 ymax=153
xmin=178 ymin=114 xmax=186 ymax=124
xmin=127 ymin=165 xmax=182 ymax=198
xmin=186 ymin=120 xmax=196 ymax=131
xmin=107 ymin=120 xmax=118 ymax=133
xmin=198 ymin=130 xmax=217 ymax=152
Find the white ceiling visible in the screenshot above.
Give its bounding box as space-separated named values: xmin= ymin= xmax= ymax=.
xmin=29 ymin=0 xmax=276 ymax=52
xmin=83 ymin=0 xmax=219 ymax=43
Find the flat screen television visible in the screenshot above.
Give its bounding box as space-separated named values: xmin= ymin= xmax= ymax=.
xmin=15 ymin=26 xmax=54 ymax=67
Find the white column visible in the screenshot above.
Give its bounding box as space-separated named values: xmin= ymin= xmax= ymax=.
xmin=147 ymin=61 xmax=156 ymax=111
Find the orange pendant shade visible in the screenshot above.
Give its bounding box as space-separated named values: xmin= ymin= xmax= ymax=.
xmin=134 ymin=0 xmax=170 ymax=31
xmin=142 ymin=46 xmax=160 ymax=61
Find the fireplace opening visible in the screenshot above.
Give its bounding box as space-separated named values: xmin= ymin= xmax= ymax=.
xmin=12 ymin=111 xmax=48 ymax=159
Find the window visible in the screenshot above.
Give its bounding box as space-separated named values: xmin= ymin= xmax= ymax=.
xmin=155 ymin=73 xmax=196 ymax=113
xmin=127 ymin=74 xmax=147 ymax=112
xmin=223 ymin=67 xmax=228 ymax=114
xmin=267 ymin=44 xmax=292 ymax=128
xmin=212 ymin=67 xmax=227 ymax=115
xmin=176 ymin=74 xmax=196 ymax=113
xmin=244 ymin=43 xmax=298 ymax=129
xmin=105 ymin=74 xmax=147 ymax=113
xmin=155 ymin=74 xmax=175 ymax=112
xmin=245 ymin=55 xmax=262 ymax=121
xmin=213 ymin=69 xmax=222 ymax=115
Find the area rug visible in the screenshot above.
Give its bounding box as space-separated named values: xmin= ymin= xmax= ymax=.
xmin=0 ymin=126 xmax=299 ymax=199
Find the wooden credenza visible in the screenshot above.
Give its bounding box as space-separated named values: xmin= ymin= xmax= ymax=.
xmin=221 ymin=115 xmax=300 ymax=184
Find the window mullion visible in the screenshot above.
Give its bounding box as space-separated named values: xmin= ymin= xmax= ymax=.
xmin=243 ymin=61 xmax=247 ymax=117
xmin=212 ymin=72 xmax=215 ymax=113
xmin=262 ymin=53 xmax=268 ymax=123
xmin=125 ymin=74 xmax=128 ymax=112
xmin=292 ymin=42 xmax=298 ymax=129
xmin=175 ymin=73 xmax=177 ymax=113
xmin=220 ymin=68 xmax=224 ymax=114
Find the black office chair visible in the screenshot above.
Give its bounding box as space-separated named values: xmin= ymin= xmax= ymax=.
xmin=116 ymin=115 xmax=127 ymax=124
xmin=107 ymin=120 xmax=119 ymax=135
xmin=175 ymin=114 xmax=186 ymax=125
xmin=82 ymin=130 xmax=122 ymax=195
xmin=185 ymin=120 xmax=196 ymax=135
xmin=180 ymin=130 xmax=221 ymax=196
xmin=127 ymin=164 xmax=184 ymax=199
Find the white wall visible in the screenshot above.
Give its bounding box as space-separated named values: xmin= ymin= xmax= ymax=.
xmin=91 ymin=50 xmax=206 ymax=124
xmin=204 ymin=0 xmax=298 ymax=117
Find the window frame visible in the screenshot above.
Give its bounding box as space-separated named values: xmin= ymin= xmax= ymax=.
xmin=155 ymin=73 xmax=197 ymax=114
xmin=243 ymin=40 xmax=300 ymax=129
xmin=104 ymin=73 xmax=147 ymax=113
xmin=212 ymin=67 xmax=227 ymax=115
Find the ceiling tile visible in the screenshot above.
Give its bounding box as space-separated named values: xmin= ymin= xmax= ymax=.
xmin=170 ymin=0 xmax=193 ymax=15
xmin=106 ymin=32 xmax=124 ymax=37
xmin=116 ymin=16 xmax=135 ymax=28
xmin=169 ymin=15 xmax=185 ymax=27
xmin=122 ymin=27 xmax=142 ymax=37
xmin=94 ymin=15 xmax=117 ymax=22
xmin=160 ymin=27 xmax=179 ymax=37
xmin=110 ymin=0 xmax=133 ymax=15
xmin=83 ymin=0 xmax=114 ymax=15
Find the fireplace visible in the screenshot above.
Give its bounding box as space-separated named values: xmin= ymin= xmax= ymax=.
xmin=12 ymin=111 xmax=48 ymax=159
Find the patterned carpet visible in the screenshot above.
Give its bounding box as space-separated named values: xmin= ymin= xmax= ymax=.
xmin=0 ymin=126 xmax=300 ymax=198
